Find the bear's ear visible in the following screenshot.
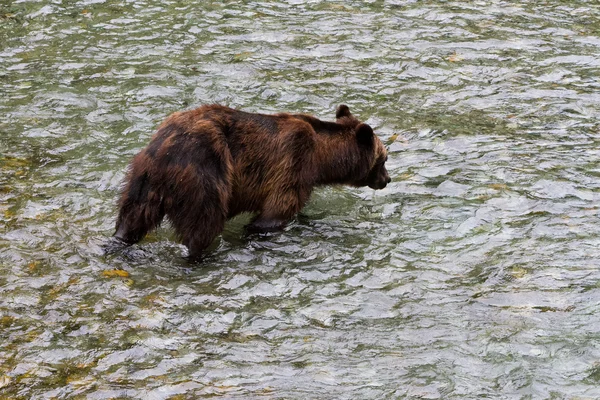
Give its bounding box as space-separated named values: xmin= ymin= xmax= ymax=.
xmin=356 ymin=123 xmax=374 ymax=146
xmin=336 ymin=104 xmax=352 ymax=119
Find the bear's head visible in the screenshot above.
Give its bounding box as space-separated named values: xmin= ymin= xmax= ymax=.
xmin=336 ymin=105 xmax=391 ymax=190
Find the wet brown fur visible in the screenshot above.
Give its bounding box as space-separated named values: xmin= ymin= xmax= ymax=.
xmin=114 ymin=104 xmax=390 ymax=261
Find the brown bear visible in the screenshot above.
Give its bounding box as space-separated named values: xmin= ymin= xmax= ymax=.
xmin=113 ymin=104 xmax=390 ymax=261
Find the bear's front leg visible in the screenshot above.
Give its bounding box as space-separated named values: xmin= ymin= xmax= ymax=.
xmin=246 ymin=214 xmax=290 ymax=234
xmin=246 ymin=187 xmax=310 ymax=234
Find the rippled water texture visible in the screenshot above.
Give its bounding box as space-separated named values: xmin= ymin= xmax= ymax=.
xmin=2 ymin=1 xmax=600 ymax=398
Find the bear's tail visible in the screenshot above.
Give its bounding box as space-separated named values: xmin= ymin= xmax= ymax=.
xmin=114 ymin=169 xmax=164 ymax=245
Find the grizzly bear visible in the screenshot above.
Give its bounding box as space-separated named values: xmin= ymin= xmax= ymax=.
xmin=113 ymin=104 xmax=390 ymax=261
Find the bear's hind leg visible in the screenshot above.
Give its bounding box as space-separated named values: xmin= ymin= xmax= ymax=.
xmin=185 ymin=219 xmax=225 ymax=262
xmin=170 ymin=210 xmax=226 ymax=262
xmin=166 ymin=175 xmax=231 ymax=262
xmin=114 ymin=173 xmax=165 ymax=245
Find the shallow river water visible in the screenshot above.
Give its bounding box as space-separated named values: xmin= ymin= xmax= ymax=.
xmin=2 ymin=1 xmax=600 ymax=399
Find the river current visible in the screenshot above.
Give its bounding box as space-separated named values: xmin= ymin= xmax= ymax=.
xmin=2 ymin=1 xmax=600 ymax=398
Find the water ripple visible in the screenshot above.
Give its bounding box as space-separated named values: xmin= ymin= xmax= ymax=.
xmin=2 ymin=0 xmax=600 ymax=398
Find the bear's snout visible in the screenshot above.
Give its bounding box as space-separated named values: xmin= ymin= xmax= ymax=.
xmin=368 ymin=169 xmax=391 ymax=190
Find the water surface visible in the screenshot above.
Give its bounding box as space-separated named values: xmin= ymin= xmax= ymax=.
xmin=2 ymin=1 xmax=600 ymax=398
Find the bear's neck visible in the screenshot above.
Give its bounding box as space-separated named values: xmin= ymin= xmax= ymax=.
xmin=313 ymin=134 xmax=371 ymax=186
